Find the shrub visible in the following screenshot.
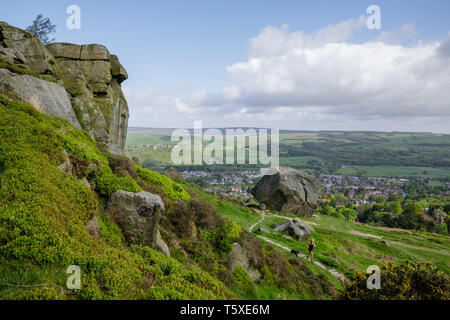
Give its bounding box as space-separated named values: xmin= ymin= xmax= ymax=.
xmin=208 ymin=219 xmax=242 ymax=254
xmin=135 ymin=165 xmax=190 ymax=202
xmin=340 ymin=262 xmax=450 ymax=300
xmin=97 ymin=215 xmax=124 ymax=247
xmin=232 ymin=266 xmax=255 ymax=294
xmin=95 ymin=172 xmax=142 ymax=197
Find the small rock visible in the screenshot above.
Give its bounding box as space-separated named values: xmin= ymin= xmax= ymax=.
xmin=57 ymin=150 xmax=74 ymax=176
xmin=80 ymin=177 xmax=92 ymax=190
xmin=86 ymin=216 xmax=99 ymax=239
xmin=274 ymin=219 xmax=311 ymax=241
xmin=229 ymin=243 xmax=261 ymax=281
xmin=155 ymin=230 xmax=170 ymax=256
xmin=257 ymin=225 xmax=271 ymax=234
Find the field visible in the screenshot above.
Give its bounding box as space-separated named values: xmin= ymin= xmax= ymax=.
xmin=126 ymin=129 xmax=450 ymax=180
xmin=336 ymin=165 xmax=450 ymax=179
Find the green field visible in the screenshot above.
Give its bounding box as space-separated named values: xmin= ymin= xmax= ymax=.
xmin=126 ymin=129 xmax=450 ymax=180
xmin=336 ymin=165 xmax=450 ymax=179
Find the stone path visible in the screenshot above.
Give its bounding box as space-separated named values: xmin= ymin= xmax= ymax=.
xmin=249 ymin=210 xmax=347 ymax=282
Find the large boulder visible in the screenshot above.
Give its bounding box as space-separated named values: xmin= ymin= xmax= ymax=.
xmin=251 ymin=167 xmax=323 ymax=216
xmin=0 ymin=69 xmax=81 ymax=129
xmin=106 ymin=190 xmax=165 ymax=247
xmin=273 ymin=218 xmax=312 ymax=241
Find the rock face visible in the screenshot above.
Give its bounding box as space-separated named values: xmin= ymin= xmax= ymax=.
xmin=273 ymin=218 xmax=313 ymax=241
xmin=46 ymin=43 xmax=129 ymax=154
xmin=0 ymin=21 xmax=129 ymax=154
xmin=106 ymin=191 xmax=165 ymax=247
xmin=0 ymin=21 xmax=56 ymax=75
xmin=251 ymin=167 xmax=324 ymax=216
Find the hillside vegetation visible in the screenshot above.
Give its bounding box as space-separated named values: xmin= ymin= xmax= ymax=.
xmin=0 ymin=95 xmax=337 ymax=300
xmin=0 ymin=95 xmax=234 ymax=299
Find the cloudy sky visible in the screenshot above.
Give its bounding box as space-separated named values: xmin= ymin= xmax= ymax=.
xmin=2 ymin=0 xmax=450 ymax=132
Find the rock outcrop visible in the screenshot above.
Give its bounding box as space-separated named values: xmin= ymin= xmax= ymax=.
xmin=106 ymin=190 xmax=165 ymax=247
xmin=0 ymin=21 xmax=56 ymax=75
xmin=46 ymin=43 xmax=129 ymax=154
xmin=0 ymin=21 xmax=129 ymax=154
xmin=273 ymin=218 xmax=313 ymax=241
xmin=251 ymin=167 xmax=324 ymax=216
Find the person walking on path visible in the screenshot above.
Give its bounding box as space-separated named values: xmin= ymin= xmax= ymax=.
xmin=307 ymin=239 xmax=316 ymax=261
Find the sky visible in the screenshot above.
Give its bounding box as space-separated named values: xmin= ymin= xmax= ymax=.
xmin=1 ymin=0 xmax=450 ymax=133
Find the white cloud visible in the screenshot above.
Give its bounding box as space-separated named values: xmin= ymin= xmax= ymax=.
xmin=373 ymin=23 xmax=418 ymax=44
xmin=126 ymin=16 xmax=450 ymax=133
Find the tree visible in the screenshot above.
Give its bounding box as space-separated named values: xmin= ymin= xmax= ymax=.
xmin=403 ymin=203 xmax=423 ymax=217
xmin=390 ymin=201 xmax=402 ymax=214
xmin=26 ymin=14 xmax=56 ymax=45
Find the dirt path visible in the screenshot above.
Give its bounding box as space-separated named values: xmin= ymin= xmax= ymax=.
xmin=249 ymin=210 xmax=346 ymax=282
xmin=349 ymin=230 xmax=382 ymax=239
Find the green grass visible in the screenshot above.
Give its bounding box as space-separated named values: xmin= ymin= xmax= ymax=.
xmin=185 ymin=183 xmax=261 ymax=231
xmin=182 ymin=180 xmax=449 ymax=288
xmin=259 ymin=214 xmax=450 ymax=278
xmin=336 ymin=165 xmax=450 ymax=179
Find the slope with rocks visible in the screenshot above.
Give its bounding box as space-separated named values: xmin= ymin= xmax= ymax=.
xmin=0 ymin=22 xmax=338 ymax=300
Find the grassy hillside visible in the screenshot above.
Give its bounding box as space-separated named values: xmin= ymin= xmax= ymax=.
xmin=184 ymin=183 xmax=450 ymax=284
xmin=0 ymin=95 xmax=338 ymax=300
xmin=0 ymin=95 xmax=233 ymax=300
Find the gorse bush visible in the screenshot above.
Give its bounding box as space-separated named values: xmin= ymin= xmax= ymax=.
xmin=340 ymin=262 xmax=450 ymax=300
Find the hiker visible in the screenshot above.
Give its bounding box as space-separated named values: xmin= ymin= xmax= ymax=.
xmin=307 ymin=239 xmax=316 ymax=261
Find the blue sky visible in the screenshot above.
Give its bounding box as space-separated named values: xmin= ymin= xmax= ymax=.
xmin=2 ymin=1 xmax=450 ymax=132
